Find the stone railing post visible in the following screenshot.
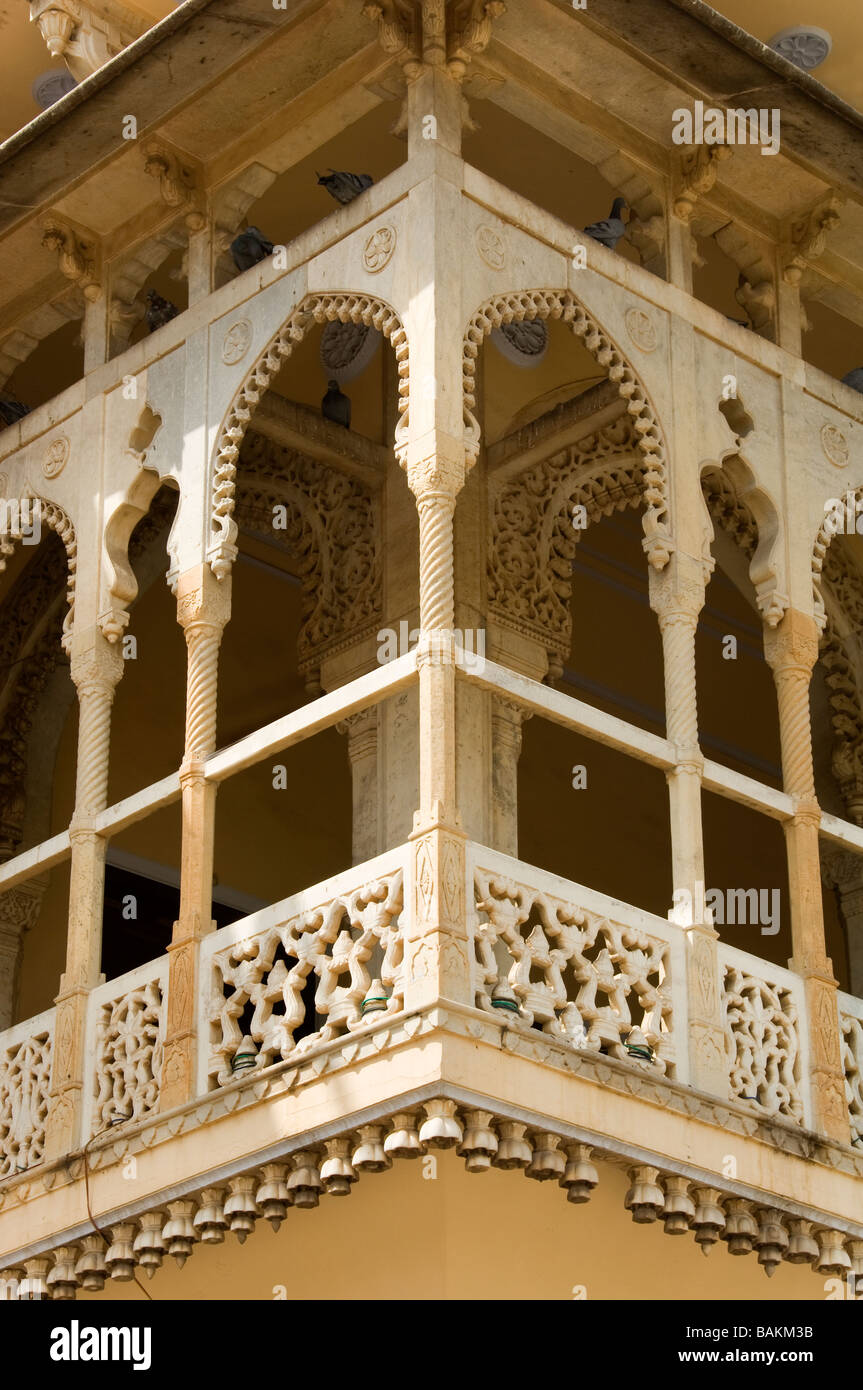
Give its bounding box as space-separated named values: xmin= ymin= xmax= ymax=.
xmin=159 ymin=566 xmax=231 ymax=1111
xmin=764 ymin=609 xmax=850 ymax=1143
xmin=403 ymin=449 xmax=471 ymax=1008
xmin=650 ymin=554 xmax=727 ymax=1095
xmin=45 ymin=629 xmax=123 ymax=1157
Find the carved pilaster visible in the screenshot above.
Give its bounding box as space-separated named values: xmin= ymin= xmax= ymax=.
xmin=491 ymin=697 xmax=528 ymax=857
xmin=764 ymin=610 xmax=849 ymax=1143
xmin=0 ymin=877 xmax=48 ymax=1031
xmin=405 ymin=825 xmax=470 ymax=1008
xmin=821 ymin=849 xmax=863 ymax=997
xmin=160 ymin=567 xmax=231 ymax=1113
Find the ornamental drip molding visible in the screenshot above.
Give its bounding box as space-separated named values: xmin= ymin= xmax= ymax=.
xmin=209 ymin=294 xmax=408 ymax=582
xmin=464 ymin=290 xmax=672 ymax=569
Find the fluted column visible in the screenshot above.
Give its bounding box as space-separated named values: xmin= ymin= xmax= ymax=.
xmin=0 ymin=877 xmax=48 ymax=1031
xmin=650 ymin=555 xmax=726 ymax=1095
xmin=764 ymin=609 xmax=849 ymax=1142
xmin=159 ymin=566 xmax=231 ymax=1111
xmin=45 ymin=629 xmax=123 ymax=1157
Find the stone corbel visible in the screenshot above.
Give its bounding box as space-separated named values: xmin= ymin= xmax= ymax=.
xmin=41 ymin=215 xmax=101 ymax=301
xmin=672 ymin=146 xmax=731 ymax=223
xmin=143 ymin=143 xmax=207 ymax=234
xmin=447 ymin=0 xmax=506 ymax=79
xmin=361 ymin=0 xmax=422 ymax=79
xmin=782 ymin=192 xmax=844 ymax=287
xmin=30 ymin=0 xmax=146 ymax=81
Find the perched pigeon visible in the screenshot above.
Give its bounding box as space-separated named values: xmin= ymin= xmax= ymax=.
xmin=0 ymin=393 xmax=30 ymax=426
xmin=322 ymin=379 xmax=351 ymax=429
xmin=317 ymin=170 xmax=374 ymax=205
xmin=582 ymin=197 xmax=628 ymax=251
xmin=145 ymin=290 xmax=179 ymax=332
xmin=230 ymin=225 xmax=275 ymax=273
xmin=841 ymin=368 xmax=863 ymax=394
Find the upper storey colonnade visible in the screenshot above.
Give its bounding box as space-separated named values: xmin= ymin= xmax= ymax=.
xmin=1 ymin=0 xmax=863 ymax=1285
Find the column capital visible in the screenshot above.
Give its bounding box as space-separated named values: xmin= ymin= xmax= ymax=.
xmin=763 ymin=608 xmax=820 ymax=675
xmin=68 ymin=626 xmax=124 ymax=694
xmin=648 ymin=550 xmax=708 ymax=623
xmin=405 ymin=447 xmax=465 ymax=502
xmin=175 ymin=564 xmax=232 ymax=633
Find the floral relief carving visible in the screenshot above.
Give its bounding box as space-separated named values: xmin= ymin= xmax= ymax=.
xmin=475 ymin=225 xmax=505 ymax=269
xmin=362 ymin=226 xmax=397 ymax=273
xmin=820 ymin=423 xmax=849 ymax=468
xmin=221 ymin=318 xmax=253 ymax=366
xmin=487 ymin=414 xmax=646 ymax=657
xmin=42 ymin=436 xmax=71 ymax=479
xmin=235 ymin=430 xmax=382 ymax=670
xmin=624 ymin=307 xmax=657 ymax=352
xmin=209 ymin=293 xmax=408 ymax=579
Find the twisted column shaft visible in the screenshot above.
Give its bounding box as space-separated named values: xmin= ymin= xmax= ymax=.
xmin=417 ymin=492 xmax=455 ymax=632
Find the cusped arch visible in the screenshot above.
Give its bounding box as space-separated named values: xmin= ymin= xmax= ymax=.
xmin=0 ymin=490 xmax=77 ymax=652
xmin=487 ymin=412 xmax=649 ymax=662
xmin=208 ymin=292 xmax=409 ymax=580
xmin=813 ymin=482 xmax=863 ymax=632
xmin=699 ymin=452 xmax=786 ymax=628
xmin=464 ymin=289 xmax=672 ymax=569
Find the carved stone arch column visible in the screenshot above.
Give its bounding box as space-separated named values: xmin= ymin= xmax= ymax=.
xmin=463 ymin=288 xmax=673 ymax=571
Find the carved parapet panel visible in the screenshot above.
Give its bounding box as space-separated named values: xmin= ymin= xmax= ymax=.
xmin=210 ymin=294 xmax=408 ymax=581
xmin=0 ymin=1015 xmax=53 ymax=1177
xmin=93 ymin=976 xmax=165 ymax=1132
xmin=721 ymin=962 xmax=803 ymax=1122
xmin=464 ymin=290 xmax=672 ymax=568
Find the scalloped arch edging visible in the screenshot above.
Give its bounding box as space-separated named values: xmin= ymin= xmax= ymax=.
xmin=813 ymin=483 xmax=863 ymax=632
xmin=208 ymin=293 xmax=409 ymax=580
xmin=0 ymin=489 xmax=77 ymax=652
xmin=463 ymin=290 xmax=672 ymax=569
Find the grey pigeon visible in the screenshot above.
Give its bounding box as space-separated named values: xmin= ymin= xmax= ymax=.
xmin=582 ymin=197 xmax=628 ymax=251
xmin=317 ymin=169 xmax=374 ymax=205
xmin=322 ymin=379 xmax=351 ymax=429
xmin=230 ymin=225 xmax=275 ymax=272
xmin=841 ymin=368 xmax=863 ymax=394
xmin=0 ymin=393 xmax=30 ymax=426
xmin=145 ymin=290 xmax=179 ymax=332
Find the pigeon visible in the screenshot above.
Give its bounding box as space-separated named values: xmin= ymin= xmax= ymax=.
xmin=317 ymin=170 xmax=374 ymax=205
xmin=582 ymin=197 xmax=628 ymax=251
xmin=230 ymin=226 xmax=275 ymax=272
xmin=145 ymin=290 xmax=179 ymax=332
xmin=0 ymin=393 xmax=30 ymax=426
xmin=841 ymin=368 xmax=863 ymax=394
xmin=321 ymin=379 xmax=351 ymax=429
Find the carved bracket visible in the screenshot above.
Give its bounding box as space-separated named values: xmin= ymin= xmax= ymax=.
xmin=782 ymin=193 xmax=844 ymax=288
xmin=672 ymin=146 xmax=732 ymax=223
xmin=41 ymin=216 xmax=101 ymax=302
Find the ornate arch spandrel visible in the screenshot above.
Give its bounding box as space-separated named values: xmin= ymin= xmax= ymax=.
xmin=209 ymin=293 xmax=409 ymax=581
xmin=487 ymin=413 xmax=648 ymax=662
xmin=699 ymin=454 xmax=786 ymax=629
xmin=817 ymin=541 xmax=863 ymax=825
xmin=233 ymin=429 xmax=382 ymax=676
xmin=463 ymin=289 xmax=672 ymax=570
xmin=813 ymin=483 xmax=863 ymax=633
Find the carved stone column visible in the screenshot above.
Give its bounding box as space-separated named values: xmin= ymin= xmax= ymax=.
xmin=491 ymin=698 xmax=529 ymax=858
xmin=160 ymin=567 xmax=231 ymax=1112
xmin=822 ymin=849 xmax=863 ymax=997
xmin=764 ymin=610 xmax=849 ymax=1142
xmin=404 ymin=450 xmax=470 ymax=1008
xmin=650 ymin=555 xmax=726 ymax=1094
xmin=337 ymin=709 xmax=379 ymax=866
xmin=0 ymin=877 xmax=48 ymax=1031
xmin=45 ymin=629 xmax=123 ymax=1157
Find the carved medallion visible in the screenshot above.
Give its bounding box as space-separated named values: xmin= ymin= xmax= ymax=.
xmin=490 ymin=319 xmax=548 ymax=367
xmin=320 ymin=320 xmax=381 ymax=383
xmin=221 ymin=318 xmax=253 ymax=366
xmin=362 ymin=226 xmax=396 ymax=273
xmin=476 ymin=224 xmax=505 ymax=270
xmin=42 ymin=436 xmax=70 ymax=479
xmin=625 ymin=307 xmax=657 ymax=352
xmin=821 ymin=423 xmax=849 ymax=468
